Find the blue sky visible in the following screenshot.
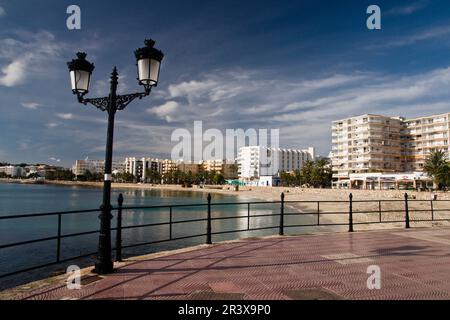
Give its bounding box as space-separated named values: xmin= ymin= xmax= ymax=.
xmin=2 ymin=0 xmax=450 ymax=166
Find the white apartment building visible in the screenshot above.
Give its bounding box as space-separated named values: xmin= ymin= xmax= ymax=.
xmin=161 ymin=159 xmax=178 ymax=176
xmin=124 ymin=157 xmax=141 ymax=177
xmin=125 ymin=157 xmax=181 ymax=181
xmin=237 ymin=146 xmax=315 ymax=180
xmin=0 ymin=165 xmax=25 ymax=178
xmin=403 ymin=113 xmax=450 ymax=171
xmin=201 ymin=159 xmax=238 ymax=179
xmin=177 ymin=162 xmax=201 ymax=174
xmin=72 ymin=159 xmax=125 ymax=176
xmin=331 ymin=114 xmax=404 ymax=180
xmin=125 ymin=157 xmax=164 ymax=181
xmin=331 ymin=112 xmax=450 ymax=188
xmin=125 ymin=157 xmax=238 ymax=181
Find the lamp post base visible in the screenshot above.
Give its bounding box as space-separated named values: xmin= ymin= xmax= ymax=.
xmin=93 ymin=261 xmax=114 ymax=275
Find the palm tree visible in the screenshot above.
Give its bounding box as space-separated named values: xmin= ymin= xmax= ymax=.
xmin=424 ymin=150 xmax=449 ymax=190
xmin=312 ymin=158 xmax=332 ymax=188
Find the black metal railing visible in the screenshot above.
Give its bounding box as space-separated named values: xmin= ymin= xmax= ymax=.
xmin=1 ymin=192 xmax=450 ymax=279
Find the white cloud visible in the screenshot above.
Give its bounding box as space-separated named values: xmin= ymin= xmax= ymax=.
xmin=0 ymin=31 xmax=66 ymax=87
xmin=38 ymin=64 xmax=450 ymax=159
xmin=0 ymin=7 xmax=5 ymax=17
xmin=21 ymin=102 xmax=42 ymax=109
xmin=147 ymin=101 xmax=179 ymax=122
xmin=386 ymin=1 xmax=428 ymax=16
xmin=168 ymin=80 xmax=217 ymax=99
xmin=367 ymin=25 xmax=450 ymax=50
xmin=0 ymin=60 xmax=26 ymax=86
xmin=49 ymin=157 xmax=61 ymax=162
xmin=295 ymin=74 xmax=368 ymax=91
xmin=46 ymin=122 xmax=58 ymax=128
xmin=157 ymin=71 xmax=372 ymax=129
xmin=144 ymin=65 xmax=450 ymax=156
xmin=166 ymin=73 xmax=258 ymax=105
xmin=271 ymin=67 xmax=450 ymax=126
xmin=57 ymin=113 xmax=73 ymax=120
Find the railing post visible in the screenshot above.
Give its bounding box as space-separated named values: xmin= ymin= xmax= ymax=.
xmin=115 ymin=193 xmax=123 ymax=262
xmin=404 ymin=193 xmax=410 ymax=229
xmin=206 ymin=193 xmax=212 ymax=244
xmin=247 ymin=203 xmax=250 ymax=230
xmin=169 ymin=206 xmax=173 ymax=240
xmin=56 ymin=213 xmax=62 ymax=262
xmin=317 ymin=201 xmax=320 ymax=225
xmin=279 ymin=192 xmax=285 ymax=236
xmin=430 ymin=200 xmax=434 ymax=221
xmin=378 ymin=200 xmax=382 ymax=223
xmin=349 ymin=193 xmax=353 ymax=232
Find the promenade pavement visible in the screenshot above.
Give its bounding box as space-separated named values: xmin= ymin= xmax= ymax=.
xmin=7 ymin=228 xmax=450 ymax=300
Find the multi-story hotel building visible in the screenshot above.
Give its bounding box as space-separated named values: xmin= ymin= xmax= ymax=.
xmin=177 ymin=162 xmax=201 ymax=174
xmin=0 ymin=165 xmax=25 ymax=178
xmin=72 ymin=159 xmax=125 ymax=176
xmin=403 ymin=113 xmax=450 ymax=171
xmin=331 ymin=113 xmax=450 ymax=188
xmin=331 ymin=114 xmax=404 ymax=179
xmin=237 ymin=146 xmax=315 ymax=180
xmin=125 ymin=157 xmax=167 ymax=181
xmin=125 ymin=157 xmax=238 ymax=181
xmin=161 ymin=159 xmax=178 ymax=176
xmin=201 ymin=159 xmax=238 ymax=179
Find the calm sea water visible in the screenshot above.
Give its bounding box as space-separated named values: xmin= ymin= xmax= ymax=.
xmin=1 ymin=183 xmax=299 ymax=283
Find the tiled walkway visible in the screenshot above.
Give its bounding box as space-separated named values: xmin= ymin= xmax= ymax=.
xmin=11 ymin=228 xmax=450 ymax=300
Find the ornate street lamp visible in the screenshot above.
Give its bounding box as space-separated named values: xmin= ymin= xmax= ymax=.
xmin=135 ymin=39 xmax=164 ymax=93
xmin=67 ymin=39 xmax=164 ymax=274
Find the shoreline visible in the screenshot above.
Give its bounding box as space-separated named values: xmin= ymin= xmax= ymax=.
xmin=0 ymin=179 xmax=261 ymax=201
xmin=46 ymin=180 xmax=257 ymax=199
xmin=2 ymin=178 xmax=450 ymax=202
xmin=6 ymin=179 xmax=448 ymax=231
xmin=3 ymin=178 xmax=450 ymax=230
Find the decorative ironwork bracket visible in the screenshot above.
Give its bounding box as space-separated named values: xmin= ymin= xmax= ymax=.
xmin=77 ymin=95 xmax=109 ymax=111
xmin=76 ymin=90 xmax=151 ymax=112
xmin=116 ymin=92 xmax=149 ymax=111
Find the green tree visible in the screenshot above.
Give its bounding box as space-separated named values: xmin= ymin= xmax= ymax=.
xmin=280 ymin=171 xmax=294 ymax=186
xmin=114 ymin=172 xmax=135 ymax=183
xmin=206 ymin=171 xmax=216 ymax=184
xmin=84 ymin=170 xmax=94 ymax=181
xmin=145 ymin=169 xmax=161 ymax=184
xmin=185 ymin=171 xmax=194 ymax=185
xmin=27 ymin=172 xmax=40 ymax=180
xmin=194 ymin=172 xmax=206 ymax=185
xmin=310 ymin=158 xmax=332 ymax=188
xmin=280 ymin=159 xmax=332 ymax=188
xmin=45 ymin=169 xmax=74 ymax=181
xmin=93 ymin=172 xmax=103 ymax=182
xmin=300 ymin=160 xmax=314 ymax=187
xmin=212 ymin=173 xmax=225 ymax=185
xmin=424 ymin=150 xmax=450 ymax=190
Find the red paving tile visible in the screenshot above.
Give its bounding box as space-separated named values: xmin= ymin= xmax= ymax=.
xmin=209 ymin=282 xmax=241 ymax=293
xmin=11 ymin=228 xmax=450 ymax=300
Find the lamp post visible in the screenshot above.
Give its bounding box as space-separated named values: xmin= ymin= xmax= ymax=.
xmin=67 ymin=39 xmax=164 ymax=274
